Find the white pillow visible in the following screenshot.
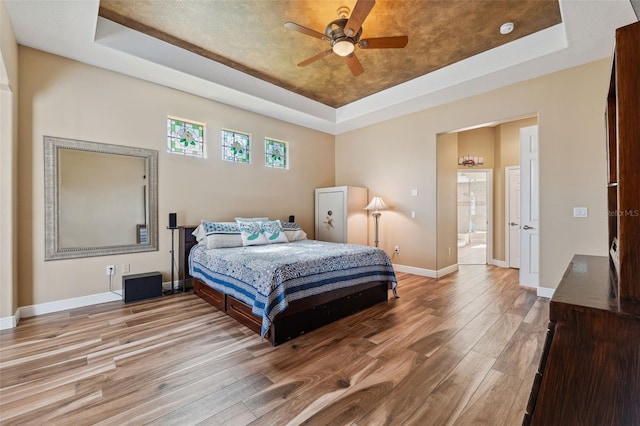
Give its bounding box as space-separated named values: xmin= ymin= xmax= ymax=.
xmin=205 ymin=233 xmax=243 ymax=249
xmin=284 ymin=229 xmax=307 ymax=241
xmin=194 ymin=220 xmax=244 ymax=248
xmin=281 ymin=222 xmax=307 ymax=241
xmin=262 ymin=220 xmax=289 ymax=244
xmin=236 ymin=219 xmax=269 ymax=246
xmin=192 ymin=224 xmax=206 ymax=243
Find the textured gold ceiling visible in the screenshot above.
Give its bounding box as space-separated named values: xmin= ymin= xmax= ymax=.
xmin=99 ymin=0 xmax=562 ymax=108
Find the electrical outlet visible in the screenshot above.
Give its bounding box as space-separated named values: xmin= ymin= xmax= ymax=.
xmin=394 ymin=245 xmax=399 ymax=254
xmin=122 ymin=264 xmax=130 ymax=273
xmin=106 ymin=265 xmax=115 ymax=276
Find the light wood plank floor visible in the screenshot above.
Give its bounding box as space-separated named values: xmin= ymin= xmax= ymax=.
xmin=0 ymin=266 xmax=548 ymax=425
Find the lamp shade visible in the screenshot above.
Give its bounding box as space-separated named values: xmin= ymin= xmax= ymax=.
xmin=365 ymin=196 xmax=388 ymax=212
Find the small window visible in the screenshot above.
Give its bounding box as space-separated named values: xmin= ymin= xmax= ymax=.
xmin=264 ymin=138 xmax=288 ymax=169
xmin=222 ymin=129 xmax=251 ymax=164
xmin=167 ymin=116 xmax=204 ymax=157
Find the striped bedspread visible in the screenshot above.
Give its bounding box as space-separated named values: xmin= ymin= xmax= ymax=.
xmin=189 ymin=240 xmax=397 ymax=337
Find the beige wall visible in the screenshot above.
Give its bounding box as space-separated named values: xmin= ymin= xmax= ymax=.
xmin=436 ymin=132 xmax=459 ymax=270
xmin=0 ymin=0 xmax=19 ymax=320
xmin=17 ymin=47 xmax=334 ymax=307
xmin=457 ymin=127 xmax=495 ymax=169
xmin=336 ymin=59 xmax=610 ymax=290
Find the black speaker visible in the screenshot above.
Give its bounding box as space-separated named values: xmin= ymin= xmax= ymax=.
xmin=123 ymin=271 xmax=162 ymax=303
xmin=169 ymin=212 xmax=177 ymax=229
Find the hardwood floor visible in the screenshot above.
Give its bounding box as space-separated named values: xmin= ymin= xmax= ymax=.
xmin=0 ymin=266 xmax=548 ymax=425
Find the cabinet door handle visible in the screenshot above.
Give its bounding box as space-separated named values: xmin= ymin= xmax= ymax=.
xmin=523 ymin=225 xmax=535 ymax=230
xmin=510 ymin=222 xmax=519 ymax=226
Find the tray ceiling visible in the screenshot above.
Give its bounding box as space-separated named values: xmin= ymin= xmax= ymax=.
xmin=98 ymin=0 xmax=562 ymax=108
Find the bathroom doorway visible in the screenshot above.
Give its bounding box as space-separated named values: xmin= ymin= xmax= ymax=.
xmin=458 ymin=170 xmax=491 ymax=264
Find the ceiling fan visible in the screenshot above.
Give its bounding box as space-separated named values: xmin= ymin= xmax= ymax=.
xmin=284 ymin=0 xmax=408 ymax=76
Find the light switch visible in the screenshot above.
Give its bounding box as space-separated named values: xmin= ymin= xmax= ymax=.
xmin=411 ymin=211 xmax=416 ymax=218
xmin=411 ymin=189 xmax=418 ymax=196
xmin=573 ymin=207 xmax=588 ymax=218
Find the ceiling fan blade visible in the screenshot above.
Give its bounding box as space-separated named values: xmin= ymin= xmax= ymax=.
xmin=284 ymin=22 xmax=329 ymax=41
xmin=344 ymin=0 xmax=376 ymax=38
xmin=343 ymin=52 xmax=364 ymax=76
xmin=297 ymin=50 xmax=333 ymax=67
xmin=359 ymin=35 xmax=408 ymax=49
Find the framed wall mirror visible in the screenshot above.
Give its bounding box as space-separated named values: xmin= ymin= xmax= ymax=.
xmin=44 ymin=136 xmax=159 ymax=260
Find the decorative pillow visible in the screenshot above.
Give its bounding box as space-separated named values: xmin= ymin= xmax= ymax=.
xmin=236 ymin=219 xmax=269 ymax=246
xmin=205 ymin=234 xmax=243 ymax=249
xmin=234 ymin=217 xmax=269 ymax=222
xmin=261 ymin=220 xmax=289 ymax=244
xmin=281 ymin=221 xmax=302 ymax=230
xmin=202 ymin=220 xmax=240 ymax=235
xmin=281 ymin=222 xmax=307 ymax=241
xmin=284 ymin=229 xmax=307 ymax=241
xmin=199 ymin=220 xmax=243 ymax=249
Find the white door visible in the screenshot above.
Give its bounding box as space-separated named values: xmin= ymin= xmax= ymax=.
xmin=507 ymin=167 xmax=521 ymax=268
xmin=520 ymin=125 xmax=539 ymax=288
xmin=317 ymin=191 xmax=344 ymax=243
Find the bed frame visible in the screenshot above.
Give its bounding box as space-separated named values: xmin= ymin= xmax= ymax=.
xmin=180 ymin=225 xmax=391 ymax=346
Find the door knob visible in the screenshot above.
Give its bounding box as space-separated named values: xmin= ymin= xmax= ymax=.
xmin=523 ymin=225 xmax=535 ymax=230
xmin=510 ymin=222 xmax=518 ymax=226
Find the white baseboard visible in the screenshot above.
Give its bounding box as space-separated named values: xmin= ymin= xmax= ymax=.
xmin=393 ymin=264 xmax=436 ymax=278
xmin=490 ymin=259 xmax=509 ymax=268
xmin=3 ymin=281 xmax=186 ymax=330
xmin=0 ymin=315 xmax=18 ymax=330
xmin=393 ymin=263 xmax=458 ymax=278
xmin=537 ymin=286 xmax=555 ymax=298
xmin=436 ymin=263 xmax=459 ymax=278
xmin=17 ymin=290 xmax=123 ymax=321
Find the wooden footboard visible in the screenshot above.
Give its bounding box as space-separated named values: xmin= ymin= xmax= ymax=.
xmin=193 ymin=278 xmax=388 ymax=345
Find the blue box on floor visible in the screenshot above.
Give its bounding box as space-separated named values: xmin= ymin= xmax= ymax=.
xmin=123 ymin=271 xmax=162 ymax=303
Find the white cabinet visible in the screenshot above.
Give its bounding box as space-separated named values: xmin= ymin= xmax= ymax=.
xmin=315 ymin=186 xmax=368 ymax=245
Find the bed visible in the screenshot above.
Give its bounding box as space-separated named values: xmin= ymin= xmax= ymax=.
xmin=180 ymin=221 xmax=397 ymax=345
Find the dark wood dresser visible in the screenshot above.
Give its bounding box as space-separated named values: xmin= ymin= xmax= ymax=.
xmin=523 ymin=255 xmax=640 ymax=425
xmin=524 ymin=21 xmax=640 ymax=425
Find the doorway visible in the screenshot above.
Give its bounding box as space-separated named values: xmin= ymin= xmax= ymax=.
xmin=457 ymin=170 xmax=491 ymax=264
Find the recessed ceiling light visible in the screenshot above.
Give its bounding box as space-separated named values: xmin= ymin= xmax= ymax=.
xmin=500 ymin=22 xmax=515 ymax=35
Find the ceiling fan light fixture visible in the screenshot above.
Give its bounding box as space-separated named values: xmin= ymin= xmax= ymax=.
xmin=332 ymin=38 xmax=355 ymax=56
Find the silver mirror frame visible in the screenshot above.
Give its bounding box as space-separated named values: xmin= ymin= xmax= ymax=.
xmin=44 ymin=136 xmax=159 ymax=260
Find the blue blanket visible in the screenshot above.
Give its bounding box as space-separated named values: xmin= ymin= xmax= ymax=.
xmin=189 ymin=240 xmax=397 ymax=337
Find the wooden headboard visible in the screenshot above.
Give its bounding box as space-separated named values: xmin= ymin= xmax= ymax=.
xmin=178 ymin=226 xmax=199 ymax=283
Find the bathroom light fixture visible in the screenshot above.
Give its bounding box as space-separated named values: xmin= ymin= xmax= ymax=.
xmin=458 ymin=155 xmax=484 ymax=167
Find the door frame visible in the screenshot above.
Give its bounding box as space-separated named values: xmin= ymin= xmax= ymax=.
xmin=456 ymin=168 xmax=493 ymax=265
xmin=505 ymin=165 xmax=520 ymax=268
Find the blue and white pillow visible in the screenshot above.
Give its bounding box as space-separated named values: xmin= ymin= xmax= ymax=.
xmin=261 ymin=220 xmax=289 ymax=244
xmin=281 ymin=221 xmax=307 ymax=241
xmin=195 ymin=220 xmax=243 ymax=249
xmin=234 ymin=217 xmax=269 ymax=223
xmin=236 ymin=219 xmax=269 ymax=246
xmin=202 ymin=221 xmax=240 ymax=235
